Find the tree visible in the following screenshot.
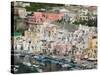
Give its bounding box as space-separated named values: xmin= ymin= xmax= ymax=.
xmin=25 ymin=3 xmax=64 ymax=11
xmin=88 ymin=18 xmax=97 ymax=27
xmin=73 ymin=18 xmax=97 ymax=27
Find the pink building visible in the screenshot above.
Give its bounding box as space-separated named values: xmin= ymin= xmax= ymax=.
xmin=27 ymin=12 xmax=64 ymax=24
xmin=53 ymin=42 xmax=67 ymax=55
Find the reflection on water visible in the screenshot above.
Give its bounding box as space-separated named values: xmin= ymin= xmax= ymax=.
xmin=12 ymin=53 xmax=97 ymax=73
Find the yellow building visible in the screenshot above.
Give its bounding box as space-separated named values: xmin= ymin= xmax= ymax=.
xmin=24 ymin=30 xmax=42 ymax=53
xmin=83 ymin=36 xmax=97 ymax=60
